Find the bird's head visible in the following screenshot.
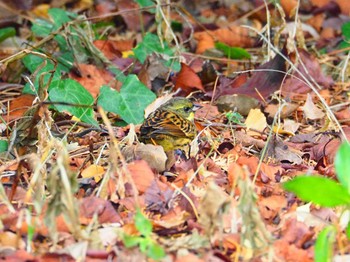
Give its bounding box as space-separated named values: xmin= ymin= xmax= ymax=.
xmin=161 ymin=97 xmax=201 ymax=121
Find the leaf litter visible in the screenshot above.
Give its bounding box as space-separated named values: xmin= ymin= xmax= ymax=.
xmin=1 ymin=0 xmax=350 ymax=261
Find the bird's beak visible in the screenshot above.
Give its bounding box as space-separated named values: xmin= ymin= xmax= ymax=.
xmin=193 ymin=104 xmax=202 ymax=111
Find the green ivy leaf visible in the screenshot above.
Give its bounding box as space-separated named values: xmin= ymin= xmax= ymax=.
xmin=314 ymin=226 xmax=336 ymax=262
xmin=133 ymin=33 xmax=180 ymax=71
xmin=32 ymin=19 xmax=54 ymax=37
xmin=134 ymin=210 xmax=152 ymax=237
xmin=341 ymin=21 xmax=350 ymax=41
xmin=49 ymin=79 xmax=97 ymax=125
xmin=135 ymin=0 xmax=155 ymax=13
xmin=147 ymin=243 xmax=166 ymax=260
xmin=283 ymin=176 xmax=350 ymax=207
xmin=215 ymin=42 xmax=251 ymax=59
xmin=0 ymin=140 xmax=8 ymax=153
xmin=22 ymin=55 xmax=63 ymax=94
xmin=0 ymin=27 xmax=16 ymax=43
xmin=98 ymin=75 xmax=156 ymax=124
xmin=123 ymin=234 xmax=141 ymax=248
xmin=48 ymin=8 xmax=76 ymax=28
xmin=335 ymin=142 xmax=350 ymax=193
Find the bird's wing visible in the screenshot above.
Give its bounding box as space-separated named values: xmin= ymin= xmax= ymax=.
xmin=140 ymin=110 xmax=193 ymax=138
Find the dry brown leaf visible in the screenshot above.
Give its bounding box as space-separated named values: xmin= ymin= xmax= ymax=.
xmin=336 ymin=0 xmax=350 ymax=14
xmin=245 ymin=108 xmax=267 ymax=136
xmin=5 ymin=94 xmax=34 ymax=122
xmin=81 ymin=164 xmax=105 ymax=183
xmin=175 ymin=63 xmax=204 ymax=94
xmin=128 ymin=160 xmax=156 ymax=194
xmin=69 ymin=64 xmax=118 ymax=98
xmin=280 ymin=0 xmax=298 ymax=17
xmin=301 ymin=93 xmax=325 ymax=120
xmin=194 ymin=25 xmax=253 ymax=54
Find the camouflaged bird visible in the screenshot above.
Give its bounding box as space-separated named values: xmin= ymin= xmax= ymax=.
xmin=139 ymin=97 xmax=201 ymax=152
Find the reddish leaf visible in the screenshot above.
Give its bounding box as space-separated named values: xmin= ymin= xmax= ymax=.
xmin=175 ymin=63 xmax=204 ymax=95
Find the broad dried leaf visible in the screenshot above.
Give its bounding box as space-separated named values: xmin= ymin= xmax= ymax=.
xmin=175 ymin=63 xmax=204 ymax=94
xmin=301 ymin=94 xmax=325 ymax=120
xmin=128 ymin=160 xmax=156 ymax=194
xmin=81 ymin=164 xmax=105 ymax=183
xmin=69 ymin=64 xmax=118 ymax=98
xmin=245 ymin=108 xmax=267 ymax=136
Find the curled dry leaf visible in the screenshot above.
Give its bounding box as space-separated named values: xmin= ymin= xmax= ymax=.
xmin=175 ymin=63 xmax=204 ymax=95
xmin=301 ymin=93 xmax=325 ymax=120
xmin=5 ymin=94 xmax=34 ymax=122
xmin=194 ymin=25 xmax=253 ymax=54
xmin=81 ymin=164 xmax=105 ymax=183
xmin=122 ymin=144 xmax=167 ymax=173
xmin=69 ymin=64 xmax=118 ymax=98
xmin=127 ymin=160 xmax=157 ymax=194
xmin=216 ymin=94 xmax=260 ymax=116
xmin=244 ymin=108 xmax=267 ymax=136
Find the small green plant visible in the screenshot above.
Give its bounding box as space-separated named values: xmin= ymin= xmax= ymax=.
xmin=215 ymin=42 xmax=251 ymax=59
xmin=339 ymin=21 xmax=350 ymax=50
xmin=226 ymin=111 xmax=244 ymax=125
xmin=123 ymin=210 xmax=165 ymax=260
xmin=283 ymin=141 xmax=350 ymax=262
xmin=22 ymin=8 xmax=159 ymax=125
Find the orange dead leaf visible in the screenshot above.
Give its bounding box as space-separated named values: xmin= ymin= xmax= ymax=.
xmin=336 ymin=0 xmax=350 ymax=14
xmin=81 ymin=164 xmax=105 ymax=183
xmin=5 ymin=94 xmax=35 ymax=122
xmin=307 ymin=13 xmax=324 ymax=32
xmin=245 ymin=108 xmax=267 ymax=136
xmin=128 ymin=160 xmax=156 ymax=194
xmin=227 ymin=162 xmax=245 ymax=187
xmin=280 ymin=0 xmax=298 ymax=17
xmin=69 ymin=64 xmax=118 ymax=98
xmin=194 ymin=25 xmax=253 ymax=54
xmin=310 ymin=0 xmax=330 ymax=7
xmin=194 ymin=32 xmax=215 ymax=54
xmin=94 ymin=39 xmax=134 ymax=60
xmin=175 ymin=63 xmax=204 ymax=94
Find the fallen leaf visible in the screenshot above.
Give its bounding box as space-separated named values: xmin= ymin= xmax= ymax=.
xmin=245 ymin=108 xmax=267 ymax=136
xmin=216 ymin=94 xmax=260 ymax=116
xmin=69 ymin=64 xmax=118 ymax=98
xmin=301 ymin=93 xmax=325 ymax=120
xmin=175 ymin=63 xmax=204 ymax=95
xmin=5 ymin=94 xmax=34 ymax=122
xmin=81 ymin=164 xmax=105 ymax=183
xmin=127 ymin=160 xmax=156 ymax=194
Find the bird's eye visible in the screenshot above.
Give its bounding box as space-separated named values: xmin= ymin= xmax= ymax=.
xmin=184 ymin=106 xmax=191 ymax=112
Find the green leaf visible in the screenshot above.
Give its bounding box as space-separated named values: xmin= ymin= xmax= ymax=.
xmin=335 ymin=142 xmax=350 ymax=193
xmin=341 ymin=21 xmax=350 ymax=41
xmin=133 ymin=33 xmax=174 ymax=62
xmin=215 ymin=42 xmax=251 ymax=59
xmin=48 ymin=8 xmax=75 ymax=28
xmin=98 ymin=75 xmax=156 ymax=124
xmin=0 ymin=27 xmax=16 ymax=43
xmin=123 ymin=234 xmax=141 ymax=248
xmin=346 ymin=222 xmax=350 ymax=239
xmin=283 ymin=176 xmax=350 ymax=207
xmin=0 ymin=140 xmax=8 ymax=153
xmin=138 ymin=238 xmax=149 ymax=253
xmin=49 ymin=79 xmax=97 ymax=125
xmin=147 ymin=243 xmax=166 ymax=260
xmin=134 ymin=210 xmax=152 ymax=237
xmin=314 ymin=226 xmax=336 ymax=262
xmin=32 ymin=19 xmax=54 ymax=37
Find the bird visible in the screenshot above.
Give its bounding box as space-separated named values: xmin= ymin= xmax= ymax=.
xmin=139 ymin=97 xmax=201 ymax=152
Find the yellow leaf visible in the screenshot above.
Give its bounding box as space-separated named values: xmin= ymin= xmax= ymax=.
xmin=81 ymin=164 xmax=105 ymax=183
xmin=245 ymin=108 xmax=267 ymax=136
xmin=122 ymin=50 xmax=134 ymax=58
